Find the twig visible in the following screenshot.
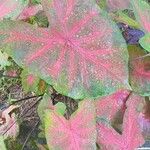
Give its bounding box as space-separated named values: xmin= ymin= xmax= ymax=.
xmin=21 ymin=120 xmax=40 ymax=150
xmin=0 ymin=75 xmax=20 ymax=79
xmin=132 ymin=53 xmax=150 ymax=61
xmin=10 ymin=94 xmax=43 ymax=105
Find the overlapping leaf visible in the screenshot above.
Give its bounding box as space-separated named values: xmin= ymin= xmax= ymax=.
xmin=132 ymin=0 xmax=150 ymax=51
xmin=97 ymin=93 xmax=145 ymax=150
xmin=106 ymin=0 xmax=130 ymax=11
xmin=139 ymin=33 xmax=150 ymax=52
xmin=0 ymin=0 xmax=28 ymax=20
xmin=132 ymin=0 xmax=150 ymax=33
xmin=96 ymin=90 xmax=130 ymax=121
xmin=128 ymin=45 xmax=150 ymax=96
xmin=0 ymin=0 xmax=130 ymax=99
xmin=17 ymin=4 xmax=43 ymax=20
xmin=44 ymin=100 xmax=96 ymax=150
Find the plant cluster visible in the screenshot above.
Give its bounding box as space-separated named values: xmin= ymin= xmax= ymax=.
xmin=0 ymin=0 xmax=150 ymax=149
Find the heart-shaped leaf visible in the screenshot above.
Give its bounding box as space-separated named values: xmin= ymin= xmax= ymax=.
xmin=44 ymin=100 xmax=96 ymax=150
xmin=97 ymin=93 xmax=145 ymax=150
xmin=128 ymin=45 xmax=150 ymax=96
xmin=0 ymin=0 xmax=130 ymax=99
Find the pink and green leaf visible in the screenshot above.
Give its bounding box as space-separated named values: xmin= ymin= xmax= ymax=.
xmin=106 ymin=0 xmax=130 ymax=11
xmin=97 ymin=93 xmax=145 ymax=150
xmin=18 ymin=4 xmax=43 ymax=20
xmin=0 ymin=0 xmax=130 ymax=99
xmin=128 ymin=45 xmax=150 ymax=96
xmin=132 ymin=0 xmax=150 ymax=33
xmin=0 ymin=0 xmax=29 ymax=20
xmin=44 ymin=100 xmax=97 ymax=150
xmin=21 ymin=69 xmax=40 ymax=93
xmin=96 ymin=90 xmax=130 ymax=121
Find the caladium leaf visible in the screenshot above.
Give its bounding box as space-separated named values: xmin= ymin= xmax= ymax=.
xmin=97 ymin=93 xmax=145 ymax=150
xmin=0 ymin=0 xmax=29 ymax=20
xmin=139 ymin=33 xmax=150 ymax=52
xmin=128 ymin=45 xmax=150 ymax=96
xmin=18 ymin=4 xmax=43 ymax=20
xmin=106 ymin=0 xmax=130 ymax=11
xmin=138 ymin=98 xmax=150 ymax=139
xmin=44 ymin=100 xmax=97 ymax=150
xmin=21 ymin=69 xmax=40 ymax=93
xmin=38 ymin=94 xmax=53 ymax=124
xmin=21 ymin=68 xmax=47 ymax=94
xmin=0 ymin=0 xmax=130 ymax=99
xmin=132 ymin=0 xmax=150 ymax=33
xmin=132 ymin=0 xmax=150 ymax=52
xmin=96 ymin=90 xmax=130 ymax=121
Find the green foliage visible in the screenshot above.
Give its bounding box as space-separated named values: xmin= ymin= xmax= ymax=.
xmin=55 ymin=102 xmax=66 ymax=116
xmin=0 ymin=50 xmax=11 ymax=70
xmin=139 ymin=33 xmax=150 ymax=52
xmin=21 ymin=69 xmax=40 ymax=93
xmin=0 ymin=136 xmax=7 ymax=150
xmin=111 ymin=11 xmax=140 ymax=28
xmin=38 ymin=94 xmax=52 ymax=124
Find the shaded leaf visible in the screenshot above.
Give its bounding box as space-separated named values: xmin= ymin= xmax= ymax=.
xmin=123 ymin=27 xmax=145 ymax=44
xmin=55 ymin=102 xmax=66 ymax=116
xmin=111 ymin=11 xmax=140 ymax=29
xmin=44 ymin=100 xmax=97 ymax=150
xmin=128 ymin=45 xmax=150 ymax=96
xmin=0 ymin=0 xmax=130 ymax=99
xmin=97 ymin=93 xmax=145 ymax=150
xmin=138 ymin=98 xmax=150 ymax=139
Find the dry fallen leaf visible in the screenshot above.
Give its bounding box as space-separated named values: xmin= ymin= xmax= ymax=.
xmin=0 ymin=105 xmax=19 ymax=139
